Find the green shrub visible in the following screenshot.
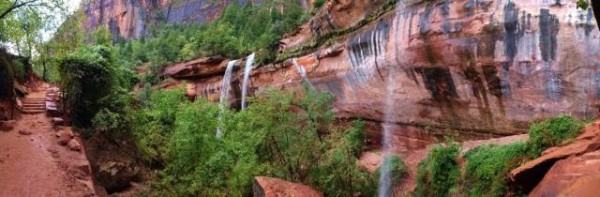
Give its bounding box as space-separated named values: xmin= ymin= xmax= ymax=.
xmin=59 ymin=45 xmax=120 ymax=128
xmin=11 ymin=59 xmax=26 ymax=81
xmin=414 ymin=142 xmax=461 ymax=197
xmin=132 ymin=87 xmax=187 ymax=166
xmin=0 ymin=49 xmax=15 ymax=100
xmin=528 ymin=115 xmax=583 ymax=156
xmin=113 ymin=0 xmax=307 ymax=75
xmin=311 ymin=120 xmax=376 ymax=196
xmin=141 ymin=87 xmax=374 ymax=196
xmin=376 ymin=154 xmax=408 ymax=187
xmin=313 ymin=0 xmax=325 ymax=8
xmin=463 ymin=142 xmax=531 ymax=196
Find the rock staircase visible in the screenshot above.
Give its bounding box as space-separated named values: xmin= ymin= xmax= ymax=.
xmin=18 ymin=85 xmax=64 ymax=126
xmin=20 ymin=97 xmax=46 ymax=114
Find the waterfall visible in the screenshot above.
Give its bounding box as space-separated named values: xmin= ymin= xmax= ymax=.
xmin=241 ymin=53 xmax=256 ymax=110
xmin=292 ymin=58 xmax=315 ymax=89
xmin=378 ymin=70 xmax=396 ymax=197
xmin=378 ymin=2 xmax=407 ymax=194
xmin=216 ymin=60 xmax=238 ymax=138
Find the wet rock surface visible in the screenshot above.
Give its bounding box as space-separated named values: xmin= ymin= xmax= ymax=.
xmin=161 ymin=0 xmax=600 ymax=147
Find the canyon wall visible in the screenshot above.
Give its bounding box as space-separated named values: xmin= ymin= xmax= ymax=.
xmin=84 ymin=0 xmax=250 ymax=39
xmin=163 ymin=0 xmax=600 ymax=150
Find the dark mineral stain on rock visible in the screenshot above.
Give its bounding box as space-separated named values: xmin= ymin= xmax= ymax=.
xmin=419 ymin=5 xmax=435 ymax=35
xmin=585 ymin=8 xmax=594 ymax=37
xmin=482 ymin=64 xmax=503 ymax=97
xmin=415 ymin=67 xmax=458 ymax=101
xmin=539 ymin=9 xmax=559 ymax=62
xmin=479 ymin=23 xmax=501 ymax=58
xmin=503 ymin=2 xmax=521 ymax=61
xmin=441 ymin=0 xmax=452 ymax=34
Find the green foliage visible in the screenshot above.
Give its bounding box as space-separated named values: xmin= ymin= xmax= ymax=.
xmin=1 ymin=0 xmax=66 ymax=55
xmin=92 ymin=26 xmax=114 ymax=46
xmin=35 ymin=11 xmax=86 ymax=82
xmin=113 ymin=0 xmax=307 ymax=82
xmin=376 ymin=154 xmax=408 ymax=188
xmin=277 ymin=0 xmax=398 ymax=62
xmin=413 ymin=115 xmax=583 ymax=196
xmin=313 ymin=0 xmax=325 ymax=8
xmin=11 ymin=59 xmax=26 ymax=81
xmin=0 ymin=49 xmax=15 ymax=99
xmin=130 ymin=87 xmax=374 ymax=196
xmin=59 ymin=45 xmax=129 ymax=128
xmin=414 ymin=142 xmax=461 ymax=197
xmin=528 ymin=115 xmax=583 ymax=156
xmin=132 ymin=87 xmax=187 ymax=166
xmin=463 ymin=142 xmax=531 ymax=197
xmin=577 ymin=0 xmax=590 ymax=10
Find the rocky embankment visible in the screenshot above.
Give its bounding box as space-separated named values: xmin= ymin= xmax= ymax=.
xmin=510 ymin=121 xmax=600 ymax=196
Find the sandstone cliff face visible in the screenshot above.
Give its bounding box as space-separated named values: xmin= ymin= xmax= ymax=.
xmin=84 ymin=0 xmax=236 ymax=39
xmin=163 ymin=0 xmax=600 ymax=148
xmin=84 ymin=0 xmax=315 ymax=39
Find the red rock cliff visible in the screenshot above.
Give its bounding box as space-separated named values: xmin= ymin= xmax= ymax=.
xmin=162 ymin=0 xmax=600 ymax=147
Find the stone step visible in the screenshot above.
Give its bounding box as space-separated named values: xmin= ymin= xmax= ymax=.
xmin=22 ymin=99 xmax=45 ymax=102
xmin=22 ymin=103 xmax=45 ymax=107
xmin=21 ymin=109 xmax=45 ymax=114
xmin=23 ymin=107 xmax=46 ymax=111
xmin=22 ymin=100 xmax=46 ymax=104
xmin=23 ymin=98 xmax=45 ymax=101
xmin=23 ymin=106 xmax=45 ymax=110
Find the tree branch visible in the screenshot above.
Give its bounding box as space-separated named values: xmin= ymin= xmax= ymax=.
xmin=0 ymin=0 xmax=39 ymax=20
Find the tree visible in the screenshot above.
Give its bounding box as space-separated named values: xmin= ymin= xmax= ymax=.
xmin=0 ymin=0 xmax=66 ymax=43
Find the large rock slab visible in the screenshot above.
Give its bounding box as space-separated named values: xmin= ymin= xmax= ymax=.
xmin=253 ymin=176 xmax=323 ymax=197
xmin=510 ymin=122 xmax=600 ymax=193
xmin=529 ymin=150 xmax=600 ymax=197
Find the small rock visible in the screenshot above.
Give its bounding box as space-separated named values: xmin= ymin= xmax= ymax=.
xmin=0 ymin=120 xmax=17 ymax=132
xmin=57 ymin=129 xmax=74 ymax=145
xmin=18 ymin=130 xmax=32 ymax=135
xmin=68 ymin=139 xmax=82 ymax=151
xmin=75 ymin=160 xmax=91 ymax=175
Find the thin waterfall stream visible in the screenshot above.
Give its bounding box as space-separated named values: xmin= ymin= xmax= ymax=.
xmin=216 ymin=60 xmax=238 ymax=138
xmin=377 ymin=69 xmax=396 ymax=197
xmin=292 ymin=58 xmax=315 ymax=89
xmin=241 ymin=53 xmax=256 ymax=110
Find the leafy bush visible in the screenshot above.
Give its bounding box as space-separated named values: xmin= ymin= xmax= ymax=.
xmin=113 ymin=0 xmax=307 ymax=80
xmin=376 ymin=154 xmax=408 ymax=188
xmin=59 ymin=45 xmax=120 ymax=128
xmin=463 ymin=142 xmax=531 ymax=196
xmin=0 ymin=49 xmax=15 ymax=100
xmin=528 ymin=115 xmax=583 ymax=156
xmin=132 ymin=87 xmax=187 ymax=166
xmin=313 ymin=0 xmax=325 ymax=8
xmin=136 ymin=87 xmax=374 ymax=196
xmin=414 ymin=142 xmax=461 ymax=197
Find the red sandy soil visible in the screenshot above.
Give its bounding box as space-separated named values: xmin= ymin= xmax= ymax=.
xmin=0 ymin=88 xmax=96 ymax=197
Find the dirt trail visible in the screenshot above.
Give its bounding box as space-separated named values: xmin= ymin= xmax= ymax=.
xmin=0 ymin=88 xmax=95 ymax=197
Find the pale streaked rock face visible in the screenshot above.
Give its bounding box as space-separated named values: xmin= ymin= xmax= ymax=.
xmin=116 ymin=0 xmax=599 ymax=148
